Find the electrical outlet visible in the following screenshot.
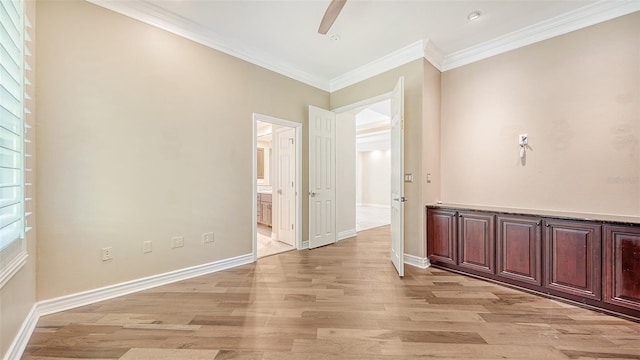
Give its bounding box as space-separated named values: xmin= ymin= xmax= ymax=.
xmin=203 ymin=232 xmax=214 ymax=244
xmin=101 ymin=247 xmax=113 ymax=261
xmin=171 ymin=236 xmax=184 ymax=249
xmin=143 ymin=241 xmax=153 ymax=254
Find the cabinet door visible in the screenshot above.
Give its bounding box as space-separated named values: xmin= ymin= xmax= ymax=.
xmin=544 ymin=219 xmax=601 ymax=300
xmin=458 ymin=211 xmax=495 ymax=274
xmin=427 ymin=209 xmax=457 ymax=265
xmin=496 ymin=215 xmax=542 ymax=286
xmin=265 ymin=203 xmax=272 ymax=227
xmin=603 ymin=225 xmax=640 ymax=312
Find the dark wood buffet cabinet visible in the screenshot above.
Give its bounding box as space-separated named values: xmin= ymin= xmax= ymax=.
xmin=427 ymin=206 xmax=640 ymax=321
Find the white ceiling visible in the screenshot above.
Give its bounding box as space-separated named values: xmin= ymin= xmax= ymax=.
xmin=90 ymin=0 xmax=639 ymax=91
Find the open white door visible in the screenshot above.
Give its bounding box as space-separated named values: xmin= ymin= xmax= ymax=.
xmin=390 ymin=77 xmax=405 ymax=277
xmin=308 ymin=105 xmax=336 ymax=249
xmin=274 ymin=126 xmax=295 ymax=246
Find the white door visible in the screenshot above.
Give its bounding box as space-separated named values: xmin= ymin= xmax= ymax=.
xmin=274 ymin=127 xmax=295 ymax=246
xmin=308 ymin=105 xmax=336 ymax=249
xmin=390 ymin=77 xmax=405 ymax=277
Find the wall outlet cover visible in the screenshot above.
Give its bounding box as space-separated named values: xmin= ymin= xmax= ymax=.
xmin=171 ymin=236 xmax=184 ymax=249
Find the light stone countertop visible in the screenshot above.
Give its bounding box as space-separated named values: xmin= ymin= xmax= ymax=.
xmin=427 ymin=203 xmax=640 ymax=226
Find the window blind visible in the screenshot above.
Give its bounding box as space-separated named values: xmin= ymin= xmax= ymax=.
xmin=0 ymin=0 xmax=27 ymax=288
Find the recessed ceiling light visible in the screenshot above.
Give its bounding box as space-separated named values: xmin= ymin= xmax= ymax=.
xmin=329 ymin=34 xmax=341 ymax=41
xmin=467 ymin=11 xmax=481 ymax=21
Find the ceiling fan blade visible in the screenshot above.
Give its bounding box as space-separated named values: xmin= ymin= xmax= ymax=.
xmin=318 ymin=0 xmax=346 ymax=35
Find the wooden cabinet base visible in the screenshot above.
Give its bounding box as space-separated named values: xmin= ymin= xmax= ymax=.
xmin=427 ymin=206 xmax=640 ymax=322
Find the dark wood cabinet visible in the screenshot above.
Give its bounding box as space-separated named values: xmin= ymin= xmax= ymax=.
xmin=458 ymin=211 xmax=495 ymax=274
xmin=496 ymin=215 xmax=542 ymax=286
xmin=604 ymin=225 xmax=640 ymax=312
xmin=426 ymin=206 xmax=640 ymax=321
xmin=427 ymin=209 xmax=457 ymax=265
xmin=544 ymin=219 xmax=601 ymax=300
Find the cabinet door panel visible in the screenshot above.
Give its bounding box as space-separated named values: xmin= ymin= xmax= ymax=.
xmin=427 ymin=209 xmax=457 ymax=265
xmin=496 ymin=215 xmax=542 ymax=285
xmin=544 ymin=220 xmax=601 ymax=300
xmin=458 ymin=212 xmax=495 ymax=274
xmin=604 ymin=226 xmax=640 ymax=311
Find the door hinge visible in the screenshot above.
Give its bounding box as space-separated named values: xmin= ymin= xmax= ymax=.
xmin=290 ymin=138 xmax=294 ymax=144
xmin=291 ymin=224 xmax=294 ymax=230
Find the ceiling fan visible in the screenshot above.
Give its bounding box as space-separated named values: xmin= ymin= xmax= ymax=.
xmin=318 ymin=0 xmax=347 ymax=35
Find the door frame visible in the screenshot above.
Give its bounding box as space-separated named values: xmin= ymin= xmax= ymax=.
xmin=252 ymin=113 xmax=302 ymax=261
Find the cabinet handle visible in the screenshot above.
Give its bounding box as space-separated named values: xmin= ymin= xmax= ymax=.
xmin=536 ymin=222 xmax=541 ymax=226
xmin=545 ymin=223 xmax=550 ymax=228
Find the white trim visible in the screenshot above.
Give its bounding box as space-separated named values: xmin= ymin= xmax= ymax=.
xmin=252 ymin=113 xmax=303 ymax=255
xmin=4 ymin=253 xmax=253 ymax=360
xmin=2 ymin=304 xmax=38 ymax=360
xmin=423 ymin=39 xmax=444 ymax=71
xmin=332 ymin=92 xmax=393 ymax=114
xmin=330 ymin=40 xmax=426 ymax=92
xmin=404 ymin=254 xmax=430 ymax=269
xmin=441 ymin=0 xmax=640 ymax=71
xmin=301 ymin=240 xmax=309 ymax=249
xmin=37 ymin=253 xmax=253 ymax=316
xmin=0 ymin=251 xmax=27 ymax=289
xmin=87 ymin=0 xmax=330 ymax=91
xmin=359 ymin=203 xmax=390 ymax=209
xmin=338 ymin=229 xmax=357 ymax=241
xmin=87 ymin=1 xmax=638 ymax=92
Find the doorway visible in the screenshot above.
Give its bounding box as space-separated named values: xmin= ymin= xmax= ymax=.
xmin=354 ymin=99 xmax=392 ymax=232
xmin=253 ymin=114 xmax=301 ymax=260
xmin=334 ymin=95 xmax=392 ymax=235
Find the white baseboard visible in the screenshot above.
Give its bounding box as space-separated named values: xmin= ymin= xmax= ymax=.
xmin=358 ymin=203 xmax=390 ymax=208
xmin=338 ymin=229 xmax=357 ymax=241
xmin=3 ymin=253 xmax=253 ymax=360
xmin=2 ymin=304 xmax=38 ymax=360
xmin=301 ymin=240 xmax=309 ymax=249
xmin=404 ymin=254 xmax=430 ymax=269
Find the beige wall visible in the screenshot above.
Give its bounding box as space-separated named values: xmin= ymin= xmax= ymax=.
xmin=441 ymin=12 xmax=640 ymax=216
xmin=336 ymin=112 xmax=356 ymax=235
xmin=36 ymin=0 xmax=328 ymax=300
xmin=359 ymin=150 xmax=391 ymax=207
xmin=1 ymin=1 xmax=37 ymax=357
xmin=331 ymin=59 xmax=430 ymax=256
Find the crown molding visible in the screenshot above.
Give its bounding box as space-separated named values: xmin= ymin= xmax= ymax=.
xmin=87 ymin=0 xmax=638 ymax=93
xmin=329 ymin=40 xmax=426 ymax=92
xmin=87 ymin=0 xmax=331 ymax=91
xmin=441 ymin=0 xmax=640 ymax=71
xmin=423 ymin=40 xmax=444 ymax=72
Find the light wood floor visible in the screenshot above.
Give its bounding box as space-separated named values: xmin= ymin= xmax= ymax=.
xmin=23 ymin=226 xmax=640 ymax=359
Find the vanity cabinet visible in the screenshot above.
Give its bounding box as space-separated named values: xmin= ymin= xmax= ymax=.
xmin=543 ymin=219 xmax=602 ymax=300
xmin=257 ymin=193 xmax=272 ymax=227
xmin=496 ymin=215 xmax=542 ymax=286
xmin=426 ymin=206 xmax=640 ymax=321
xmin=604 ymin=225 xmax=640 ymax=312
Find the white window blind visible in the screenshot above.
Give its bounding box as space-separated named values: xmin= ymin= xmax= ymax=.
xmin=0 ymin=0 xmax=28 ymax=289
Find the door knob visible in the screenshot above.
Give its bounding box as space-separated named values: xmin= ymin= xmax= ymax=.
xmin=393 ymin=197 xmax=407 ymax=202
xmin=309 ymin=191 xmax=318 ymax=197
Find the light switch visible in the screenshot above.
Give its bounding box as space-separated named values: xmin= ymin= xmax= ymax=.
xmin=404 ymin=174 xmax=413 ymax=182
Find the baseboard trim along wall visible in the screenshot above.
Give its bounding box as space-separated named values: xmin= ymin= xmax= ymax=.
xmin=3 ymin=253 xmax=254 ymax=360
xmin=338 ymin=229 xmax=357 ymax=241
xmin=404 ymin=254 xmax=430 ymax=269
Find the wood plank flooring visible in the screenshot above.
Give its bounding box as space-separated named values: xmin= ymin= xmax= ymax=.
xmin=23 ymin=226 xmax=640 ymax=359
